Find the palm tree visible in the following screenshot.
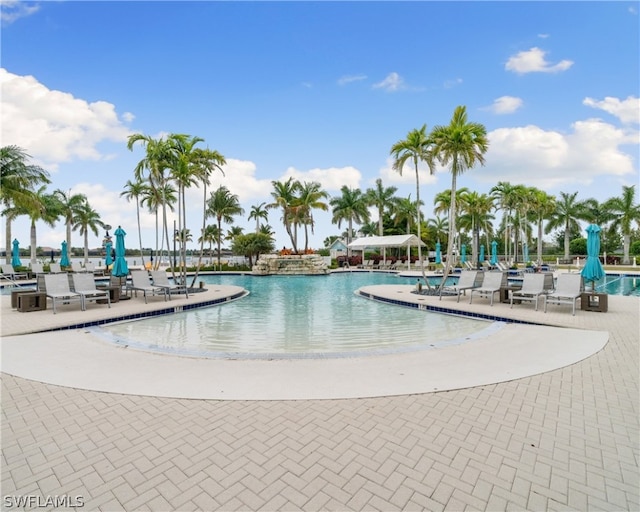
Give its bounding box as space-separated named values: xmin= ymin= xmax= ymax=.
xmin=390 ymin=125 xmax=435 ymax=283
xmin=430 ymin=106 xmax=489 ymax=288
xmin=53 ymin=189 xmax=87 ymax=255
xmin=248 ymin=202 xmax=269 ymax=233
xmin=365 ymin=178 xmax=398 ymax=236
xmin=545 ymin=191 xmax=591 ymax=260
xmin=458 ymin=191 xmax=494 ymax=265
xmin=528 ymin=188 xmax=556 ymax=265
xmin=199 ymin=224 xmax=221 ymax=264
xmin=329 ymin=186 xmax=370 ymax=257
xmin=0 ymin=145 xmax=50 ymax=263
xmin=141 ymin=183 xmax=176 ymax=269
xmin=426 ymin=216 xmax=449 ymax=246
xmin=297 ymin=181 xmax=329 ymax=251
xmin=393 ymin=195 xmax=422 ymax=237
xmin=490 ymin=181 xmax=524 ymax=264
xmin=73 ymin=201 xmax=105 ymax=264
xmin=4 ymin=186 xmax=62 ymax=264
xmin=606 ymin=185 xmax=640 ymax=265
xmin=226 ymin=225 xmax=244 ymax=242
xmin=120 ymin=180 xmax=149 ymax=267
xmin=268 ymin=177 xmax=301 ymax=252
xmin=207 ymin=186 xmax=244 ymax=270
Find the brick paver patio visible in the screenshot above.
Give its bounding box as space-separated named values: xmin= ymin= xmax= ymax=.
xmin=1 ymin=279 xmax=639 ymax=511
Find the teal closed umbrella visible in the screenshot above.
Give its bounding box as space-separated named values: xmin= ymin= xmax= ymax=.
xmin=460 ymin=244 xmax=466 ymax=264
xmin=104 ymin=241 xmax=113 ymax=267
xmin=11 ymin=239 xmax=21 ymax=267
xmin=111 ymin=226 xmax=129 ymax=277
xmin=479 ymin=244 xmax=485 ymax=264
xmin=60 ymin=241 xmax=70 ymax=267
xmin=490 ymin=241 xmax=498 ymax=265
xmin=523 ymin=243 xmax=529 ymax=264
xmin=435 ymin=241 xmax=441 ymax=264
xmin=581 ymin=224 xmax=605 ymax=292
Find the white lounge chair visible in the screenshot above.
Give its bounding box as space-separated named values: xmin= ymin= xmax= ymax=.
xmin=469 ymin=271 xmax=507 ymax=306
xmin=72 ymin=273 xmax=110 ymax=310
xmin=128 ymin=270 xmax=168 ymax=303
xmin=49 ymin=263 xmax=63 ymax=273
xmin=71 ymin=261 xmax=86 ymax=273
xmin=84 ymin=261 xmax=104 ymax=276
xmin=30 ymin=262 xmax=45 ymax=276
xmin=544 ymin=273 xmax=584 ymax=316
xmin=150 ymin=270 xmax=189 ymax=299
xmin=510 ymin=273 xmax=546 ymax=311
xmin=44 ymin=273 xmax=83 ymax=314
xmin=1 ymin=263 xmax=28 ymax=280
xmin=440 ymin=270 xmax=483 ymax=302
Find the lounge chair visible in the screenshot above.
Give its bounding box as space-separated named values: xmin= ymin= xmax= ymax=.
xmin=469 ymin=271 xmax=507 ymax=306
xmin=43 ymin=273 xmax=83 ymax=314
xmin=127 ymin=270 xmax=168 ymax=303
xmin=463 ymin=261 xmax=475 ymax=270
xmin=1 ymin=263 xmax=28 ymax=281
xmin=49 ymin=263 xmax=63 ymax=273
xmin=150 ymin=270 xmax=189 ymax=299
xmin=71 ymin=273 xmax=110 ymax=310
xmin=440 ymin=270 xmax=483 ymax=302
xmin=84 ymin=261 xmax=104 ymax=276
xmin=71 ymin=261 xmax=86 ymax=273
xmin=30 ymin=262 xmax=45 ymax=276
xmin=510 ymin=273 xmax=546 ymax=311
xmin=544 ymin=273 xmax=583 ymax=316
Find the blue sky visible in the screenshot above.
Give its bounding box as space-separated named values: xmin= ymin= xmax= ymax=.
xmin=1 ymin=0 xmax=638 ymax=253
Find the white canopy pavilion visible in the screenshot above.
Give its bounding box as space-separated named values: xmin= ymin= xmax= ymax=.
xmin=348 ymin=234 xmax=426 ymax=268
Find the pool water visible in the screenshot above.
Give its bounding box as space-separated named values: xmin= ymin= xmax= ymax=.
xmin=98 ymin=273 xmax=493 ymax=359
xmin=588 ymin=274 xmax=640 ymax=296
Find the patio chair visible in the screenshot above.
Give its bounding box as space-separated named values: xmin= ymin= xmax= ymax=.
xmin=510 ymin=273 xmax=546 ymax=311
xmin=469 ymin=271 xmax=507 ymax=306
xmin=150 ymin=270 xmax=189 ymax=299
xmin=1 ymin=263 xmax=28 ymax=280
xmin=440 ymin=270 xmax=483 ymax=302
xmin=71 ymin=273 xmax=110 ymax=310
xmin=544 ymin=273 xmax=584 ymax=316
xmin=71 ymin=261 xmax=86 ymax=273
xmin=30 ymin=262 xmax=45 ymax=276
xmin=49 ymin=263 xmax=63 ymax=273
xmin=127 ymin=270 xmax=168 ymax=303
xmin=84 ymin=261 xmax=104 ymax=276
xmin=43 ymin=273 xmax=83 ymax=314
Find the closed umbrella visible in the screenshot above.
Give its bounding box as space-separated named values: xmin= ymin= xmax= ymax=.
xmin=460 ymin=244 xmax=466 ymax=264
xmin=60 ymin=241 xmax=70 ymax=267
xmin=435 ymin=241 xmax=441 ymax=264
xmin=11 ymin=239 xmax=21 ymax=267
xmin=479 ymin=244 xmax=485 ymax=264
xmin=104 ymin=241 xmax=113 ymax=268
xmin=523 ymin=242 xmax=529 ymax=264
xmin=581 ymin=224 xmax=605 ymax=292
xmin=111 ymin=226 xmax=129 ymax=278
xmin=490 ymin=240 xmax=498 ymax=265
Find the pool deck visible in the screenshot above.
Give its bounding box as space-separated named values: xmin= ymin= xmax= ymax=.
xmin=2 ymin=273 xmax=639 ymax=510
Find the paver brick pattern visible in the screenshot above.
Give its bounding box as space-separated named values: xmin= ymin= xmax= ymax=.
xmin=2 ymin=295 xmax=639 ymax=511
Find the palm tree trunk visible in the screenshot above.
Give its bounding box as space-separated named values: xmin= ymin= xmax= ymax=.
xmin=439 ymin=169 xmax=458 ymax=294
xmin=84 ymin=230 xmax=89 ymax=264
xmin=136 ymin=199 xmax=145 ymax=267
xmin=414 ymin=159 xmax=430 ymax=288
xmin=5 ymin=218 xmax=12 ymax=265
xmin=537 ymin=217 xmax=543 ymax=265
xmin=30 ymin=221 xmax=37 ymax=264
xmin=190 ymin=182 xmax=208 ymax=288
xmin=217 ymin=218 xmax=222 ymax=271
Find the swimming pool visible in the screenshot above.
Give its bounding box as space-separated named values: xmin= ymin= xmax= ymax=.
xmin=97 ymin=273 xmax=495 ymax=359
xmin=588 ymin=274 xmax=640 ymax=296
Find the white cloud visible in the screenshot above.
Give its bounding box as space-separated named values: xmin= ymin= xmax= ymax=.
xmin=372 ymin=72 xmax=405 ymax=92
xmin=483 ymin=96 xmax=524 ymax=114
xmin=338 ymin=74 xmax=367 ymax=86
xmin=537 ymin=33 xmax=550 ymax=39
xmin=583 ymin=96 xmax=640 ymax=125
xmin=0 ymin=69 xmax=133 ymax=170
xmin=280 ymin=165 xmax=362 ymax=192
xmin=476 ymin=120 xmax=637 ymax=189
xmin=443 ymin=78 xmax=463 ymax=89
xmin=0 ymin=0 xmax=39 ymax=25
xmin=505 ymin=47 xmax=573 ymax=74
xmin=378 ymin=157 xmax=439 ymax=187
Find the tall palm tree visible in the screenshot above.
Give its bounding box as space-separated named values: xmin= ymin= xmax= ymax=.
xmin=120 ymin=180 xmax=149 ymax=267
xmin=490 ymin=181 xmax=523 ymax=264
xmin=207 ymin=186 xmax=244 ymax=270
xmin=4 ymin=186 xmax=62 ymax=264
xmin=199 ymin=224 xmax=221 ymax=264
xmin=430 ymin=106 xmax=489 ymax=288
xmin=365 ymin=178 xmax=398 ymax=236
xmin=0 ymin=145 xmax=50 ymax=263
xmin=141 ymin=183 xmax=176 ymax=269
xmin=53 ymin=189 xmax=87 ymax=255
xmin=297 ymin=181 xmax=329 ymax=251
xmin=268 ymin=177 xmax=301 ymax=252
xmin=73 ymin=201 xmax=105 ymax=264
xmin=393 ymin=195 xmax=422 ymax=237
xmin=528 ymin=188 xmax=556 ymax=265
xmin=458 ymin=191 xmax=494 ymax=265
xmin=329 ymin=186 xmax=370 ymax=257
xmin=248 ymin=202 xmax=269 ymax=234
xmin=390 ymin=125 xmax=435 ymax=283
xmin=606 ymin=185 xmax=640 ymax=265
xmin=545 ymin=191 xmax=591 ymax=260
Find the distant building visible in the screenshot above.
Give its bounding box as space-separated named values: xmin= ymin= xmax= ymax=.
xmin=328 ymin=238 xmax=347 ymax=259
